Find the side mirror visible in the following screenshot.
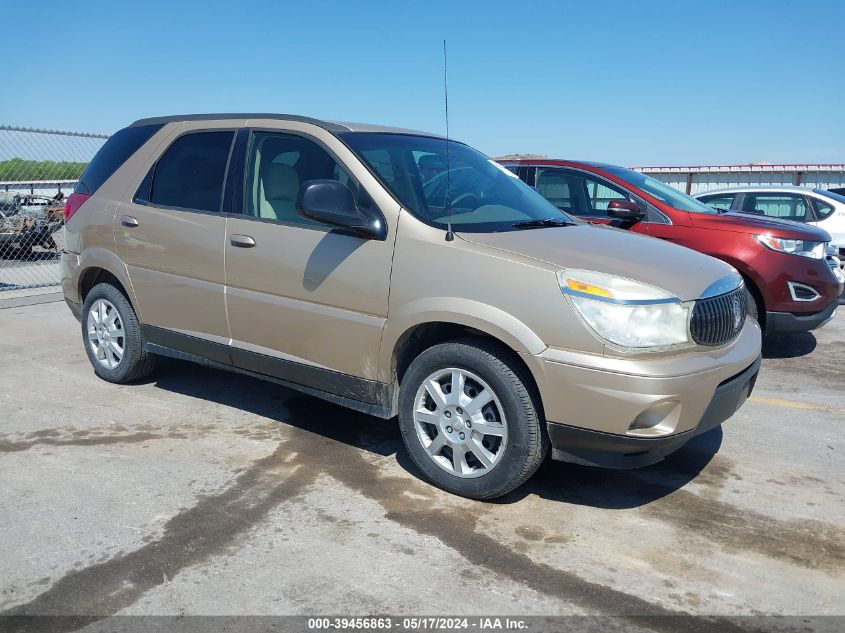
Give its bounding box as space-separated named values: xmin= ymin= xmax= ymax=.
xmin=297 ymin=180 xmax=383 ymax=239
xmin=607 ymin=199 xmax=645 ymax=222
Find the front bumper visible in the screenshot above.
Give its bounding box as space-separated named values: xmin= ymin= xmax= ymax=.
xmin=758 ymin=249 xmax=842 ymax=324
xmin=766 ymin=300 xmax=838 ymax=334
xmin=547 ymin=356 xmax=760 ymax=468
xmin=524 ymin=319 xmax=762 ymax=468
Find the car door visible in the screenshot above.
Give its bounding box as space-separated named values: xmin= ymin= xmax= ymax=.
xmin=115 ymin=125 xmax=237 ymax=350
xmin=223 ymin=127 xmax=393 ymax=390
xmin=534 ymin=166 xmax=681 ymax=238
xmin=572 ymin=168 xmax=695 ymax=244
xmin=534 ymin=167 xmax=625 ymax=225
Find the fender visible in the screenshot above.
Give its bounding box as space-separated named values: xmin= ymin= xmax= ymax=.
xmin=701 ymin=251 xmax=766 ymax=303
xmin=76 ymin=248 xmax=143 ymax=318
xmin=378 ymin=297 xmax=547 ymax=384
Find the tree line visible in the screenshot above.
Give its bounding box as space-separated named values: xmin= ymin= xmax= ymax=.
xmin=0 ymin=158 xmax=88 ymax=182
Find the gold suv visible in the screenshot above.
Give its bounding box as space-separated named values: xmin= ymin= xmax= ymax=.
xmin=61 ymin=114 xmax=762 ymax=499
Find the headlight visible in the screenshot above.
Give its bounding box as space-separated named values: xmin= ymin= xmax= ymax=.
xmin=755 ymin=235 xmax=825 ymax=259
xmin=557 ymin=269 xmax=692 ymax=349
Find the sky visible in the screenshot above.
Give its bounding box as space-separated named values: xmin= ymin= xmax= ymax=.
xmin=2 ymin=0 xmax=844 ymax=166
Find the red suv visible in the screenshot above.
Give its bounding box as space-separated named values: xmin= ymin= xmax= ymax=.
xmin=500 ymin=160 xmax=843 ymax=334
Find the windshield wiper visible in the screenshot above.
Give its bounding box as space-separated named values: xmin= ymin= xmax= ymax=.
xmin=511 ymin=217 xmax=573 ymax=229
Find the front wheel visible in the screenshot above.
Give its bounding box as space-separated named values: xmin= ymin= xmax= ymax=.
xmin=746 ymin=286 xmax=761 ymax=325
xmin=398 ymin=338 xmax=548 ymax=500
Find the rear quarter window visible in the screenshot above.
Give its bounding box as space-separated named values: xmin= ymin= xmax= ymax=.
xmin=811 ymin=198 xmax=835 ymax=221
xmin=75 ymin=124 xmax=163 ymax=194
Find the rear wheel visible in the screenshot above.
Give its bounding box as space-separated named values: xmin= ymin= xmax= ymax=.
xmin=398 ymin=338 xmax=547 ymax=500
xmin=82 ymin=283 xmax=155 ymax=383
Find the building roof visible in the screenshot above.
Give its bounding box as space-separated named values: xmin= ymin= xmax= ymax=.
xmin=693 ymin=185 xmax=829 ymax=195
xmin=633 ymin=163 xmax=845 ymax=173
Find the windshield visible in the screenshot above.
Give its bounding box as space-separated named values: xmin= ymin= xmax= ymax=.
xmin=816 ymin=188 xmax=845 ymax=205
xmin=339 ymin=133 xmax=572 ymax=232
xmin=603 ymin=166 xmax=719 ymax=214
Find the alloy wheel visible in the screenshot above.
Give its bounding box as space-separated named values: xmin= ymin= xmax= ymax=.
xmin=86 ymin=298 xmax=125 ymax=370
xmin=413 ymin=367 xmax=508 ymax=478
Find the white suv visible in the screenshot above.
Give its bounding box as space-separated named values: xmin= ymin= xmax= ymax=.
xmin=695 ymin=186 xmax=845 ymax=259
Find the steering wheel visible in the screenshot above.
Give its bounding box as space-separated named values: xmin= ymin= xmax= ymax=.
xmin=448 ymin=192 xmax=479 ymax=209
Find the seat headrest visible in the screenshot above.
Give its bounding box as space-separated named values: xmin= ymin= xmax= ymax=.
xmin=261 ymin=162 xmax=299 ymax=201
xmin=418 ymin=154 xmax=446 ymax=170
xmin=538 ymin=173 xmax=570 ymax=196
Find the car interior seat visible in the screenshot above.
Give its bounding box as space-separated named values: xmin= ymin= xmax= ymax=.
xmin=259 ymin=162 xmax=300 ymax=221
xmin=536 ymin=173 xmax=574 ymax=212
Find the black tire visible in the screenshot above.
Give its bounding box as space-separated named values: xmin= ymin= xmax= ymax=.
xmin=398 ymin=338 xmax=548 ymax=500
xmin=81 ymin=282 xmax=156 ymax=383
xmin=746 ymin=286 xmax=761 ymax=326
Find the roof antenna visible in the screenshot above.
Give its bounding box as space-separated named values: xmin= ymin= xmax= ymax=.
xmin=443 ymin=39 xmax=454 ymax=242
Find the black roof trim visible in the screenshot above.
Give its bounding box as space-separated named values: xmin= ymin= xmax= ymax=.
xmin=129 ymin=113 xmax=349 ymax=132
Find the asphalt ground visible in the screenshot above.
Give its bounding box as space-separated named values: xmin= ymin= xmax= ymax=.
xmin=0 ymin=301 xmax=842 ymax=629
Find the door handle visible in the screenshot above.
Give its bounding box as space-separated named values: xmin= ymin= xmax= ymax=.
xmin=230 ymin=234 xmax=256 ymax=248
xmin=120 ymin=215 xmax=139 ymax=228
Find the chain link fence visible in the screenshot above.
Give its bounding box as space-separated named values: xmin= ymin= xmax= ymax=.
xmin=0 ymin=126 xmax=108 ymax=300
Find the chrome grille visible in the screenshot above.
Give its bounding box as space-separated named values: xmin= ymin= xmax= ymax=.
xmin=690 ymin=286 xmax=747 ymax=346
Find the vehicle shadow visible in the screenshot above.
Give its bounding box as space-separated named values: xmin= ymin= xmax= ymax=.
xmin=303 ymin=232 xmax=363 ymax=292
xmin=762 ymin=331 xmax=816 ymax=359
xmin=150 ymin=357 xmax=403 ymax=459
xmin=149 ymin=357 xmax=722 ymax=510
xmin=493 ymin=428 xmax=722 ymax=508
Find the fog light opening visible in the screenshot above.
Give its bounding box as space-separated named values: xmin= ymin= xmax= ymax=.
xmin=627 ymin=401 xmax=681 ymax=437
xmin=787 ymin=281 xmax=821 ymax=302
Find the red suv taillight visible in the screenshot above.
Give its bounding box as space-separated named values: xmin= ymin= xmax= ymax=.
xmin=63 ymin=192 xmax=91 ymax=222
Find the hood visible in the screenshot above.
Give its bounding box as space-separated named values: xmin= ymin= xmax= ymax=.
xmin=458 ymin=224 xmax=737 ymax=302
xmin=692 ymin=211 xmax=832 ymax=241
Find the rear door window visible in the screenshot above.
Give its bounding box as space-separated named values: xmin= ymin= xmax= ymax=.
xmin=698 ymin=194 xmax=735 ymax=211
xmin=149 ymin=131 xmax=234 ymax=212
xmin=743 ymin=193 xmax=810 ymax=221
